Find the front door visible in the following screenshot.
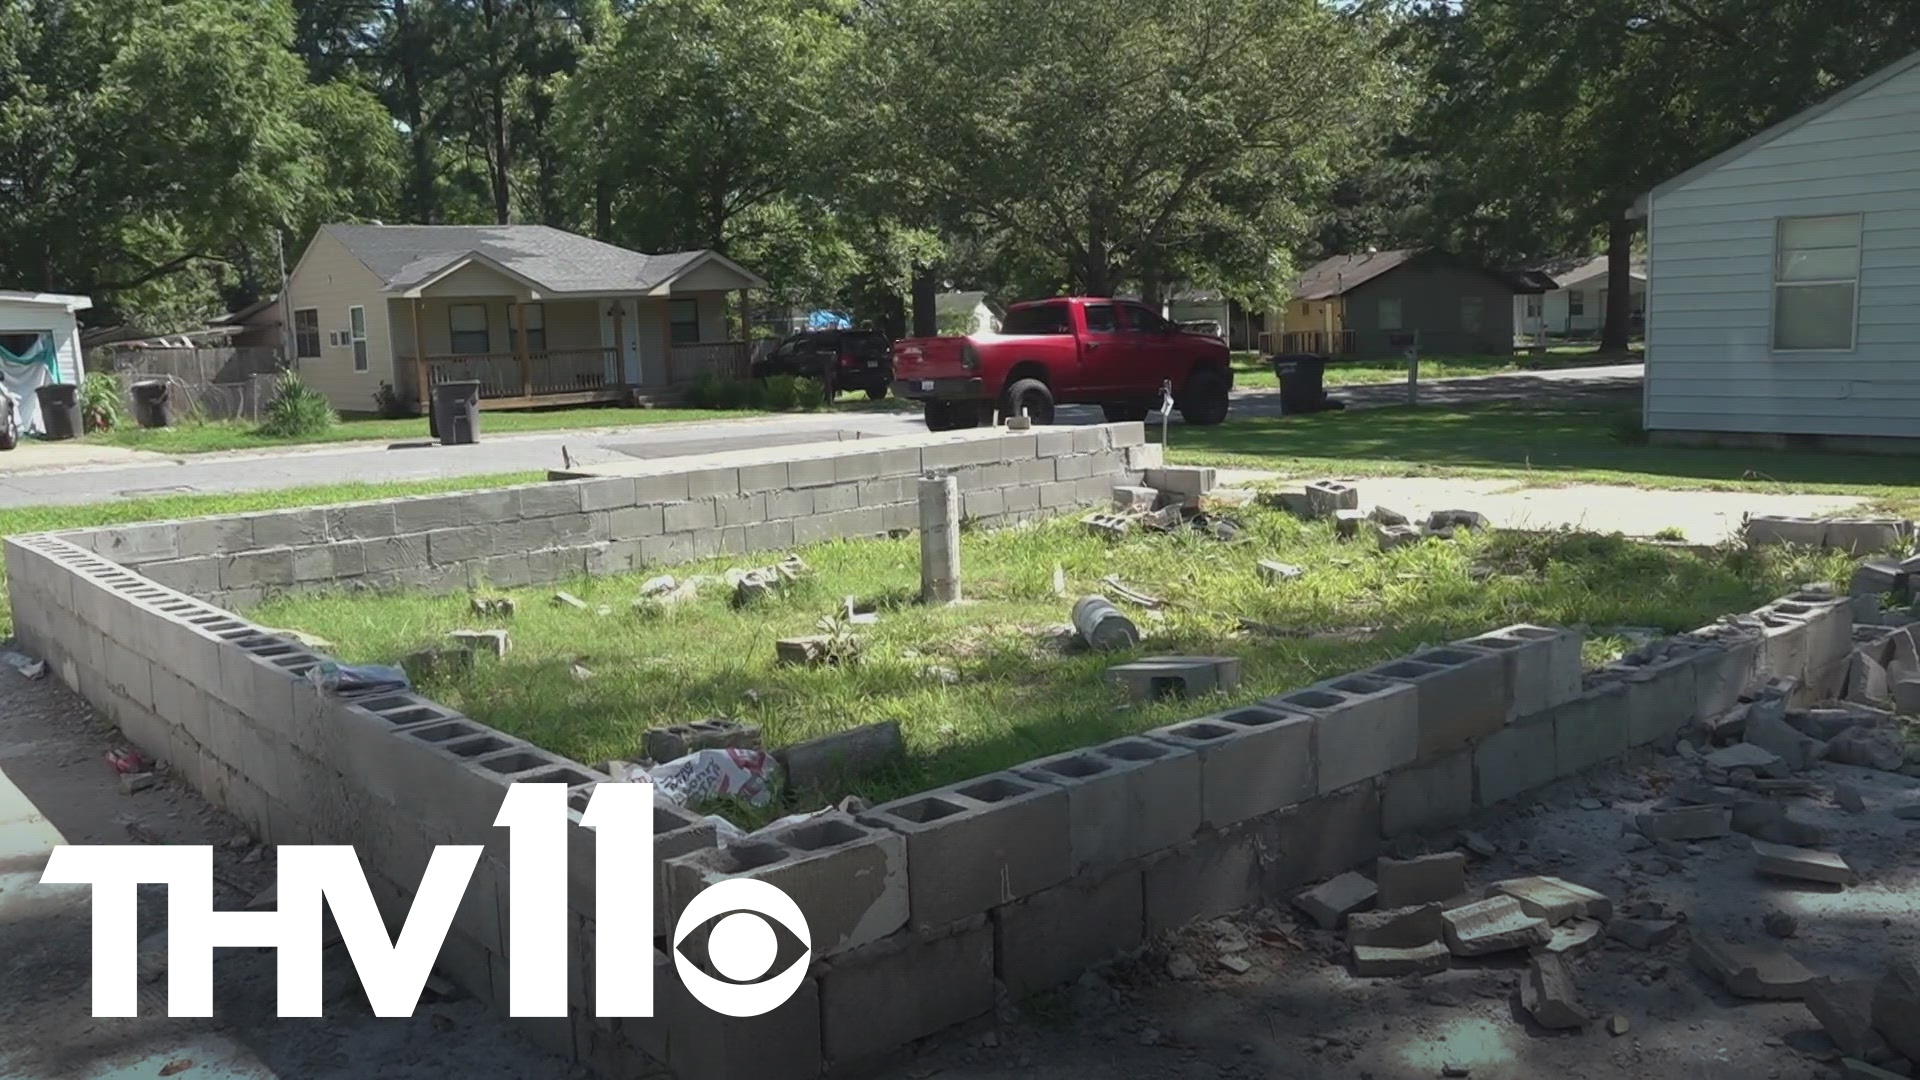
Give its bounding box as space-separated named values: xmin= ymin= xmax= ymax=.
xmin=599 ymin=299 xmax=642 ymax=384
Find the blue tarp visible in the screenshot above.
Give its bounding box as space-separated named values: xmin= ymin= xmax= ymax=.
xmin=807 ymin=310 xmax=851 ymax=330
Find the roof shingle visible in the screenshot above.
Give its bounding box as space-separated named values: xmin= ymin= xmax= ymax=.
xmin=323 ymin=224 xmax=715 ymax=294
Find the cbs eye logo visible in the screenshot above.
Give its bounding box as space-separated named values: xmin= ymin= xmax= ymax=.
xmin=672 ymin=879 xmax=812 ymax=1016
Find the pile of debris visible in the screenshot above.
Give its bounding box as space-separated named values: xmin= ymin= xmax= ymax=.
xmin=1264 ymin=479 xmax=1489 ymax=550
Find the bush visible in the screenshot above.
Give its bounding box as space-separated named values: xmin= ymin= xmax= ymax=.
xmin=80 ymin=372 xmax=123 ymax=433
xmin=257 ymin=371 xmax=337 ymax=439
xmin=685 ymin=374 xmax=826 ymax=412
xmin=372 ymin=381 xmax=414 ymax=419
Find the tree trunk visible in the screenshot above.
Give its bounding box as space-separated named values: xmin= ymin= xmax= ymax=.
xmin=910 ymin=267 xmax=938 ymax=338
xmin=1139 ymin=268 xmax=1164 ymax=311
xmin=1600 ymin=212 xmax=1635 ymax=355
xmin=877 ymin=291 xmax=907 ymax=341
xmin=394 ymin=0 xmax=435 ymax=222
xmin=593 ymin=178 xmax=612 ymax=240
xmin=1082 ymin=219 xmax=1112 ymax=296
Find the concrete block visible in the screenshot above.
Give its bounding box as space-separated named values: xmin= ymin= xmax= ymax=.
xmin=1457 ymin=623 xmax=1584 ymax=719
xmin=1441 ymin=895 xmax=1551 ymax=956
xmin=1685 ymin=629 xmax=1760 ymax=719
xmin=1487 ymin=876 xmax=1613 ymax=924
xmin=1375 ymin=852 xmax=1467 ymax=909
xmin=1105 ymin=655 xmax=1241 ymax=703
xmin=1257 ymin=779 xmax=1382 ymax=893
xmin=1771 ymin=593 xmax=1857 ymax=682
xmin=1149 ymin=704 xmax=1315 ymax=829
xmin=1304 ymin=480 xmax=1359 ymax=518
xmin=516 ymin=482 xmax=580 ymax=519
xmin=1142 ymin=826 xmax=1260 ymax=933
xmin=1292 ymin=871 xmax=1377 ymax=930
xmin=654 ymin=957 xmax=824 ymax=1080
xmin=1521 ymin=954 xmax=1591 ymax=1029
xmin=664 ymin=810 xmax=910 ymax=953
xmin=1143 ymin=466 xmax=1215 ymax=501
xmin=993 ymin=867 xmax=1143 ymax=999
xmin=1691 ymin=934 xmax=1822 ymax=999
xmin=1267 ymin=674 xmax=1417 ymax=793
xmin=1551 ymin=680 xmax=1632 ymax=776
xmin=1752 ymin=839 xmax=1858 ymax=885
xmin=863 ymin=772 xmax=1070 ymax=930
xmin=1348 ymin=902 xmax=1446 ymax=948
xmin=1475 ymin=717 xmax=1557 ymax=806
xmin=1635 ymin=805 xmax=1732 ymax=841
xmin=1113 ymin=485 xmax=1159 ymax=512
xmin=1353 ymin=941 xmax=1450 ymax=977
xmin=426 ymin=527 xmax=492 ymax=566
xmin=219 ymin=549 xmax=296 ymax=590
xmin=1873 ymin=958 xmax=1920 ymax=1064
xmin=1604 ymin=645 xmax=1704 ymax=747
xmin=1014 ymin=737 xmax=1199 ymax=873
xmin=1824 ymin=518 xmax=1910 ymax=555
xmin=1381 ymin=749 xmax=1473 ymax=836
xmin=1805 ymin=978 xmax=1892 ymax=1060
xmin=1753 ymin=608 xmax=1812 ymax=683
xmin=819 ymin=917 xmax=993 ymax=1069
xmin=1745 ymin=515 xmax=1828 ymax=548
xmin=1369 ymin=645 xmax=1507 ymax=761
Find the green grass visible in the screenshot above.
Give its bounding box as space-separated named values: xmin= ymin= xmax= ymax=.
xmin=0 ymin=471 xmax=542 ymax=637
xmin=88 ymin=407 xmax=768 ymax=454
xmin=1229 ymin=347 xmax=1638 ymax=390
xmin=1169 ymin=402 xmax=1920 ymax=514
xmin=247 ymin=505 xmax=1848 ymax=822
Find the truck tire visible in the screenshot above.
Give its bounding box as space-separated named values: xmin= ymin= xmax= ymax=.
xmin=924 ymin=400 xmax=981 ymax=432
xmin=1102 ymin=404 xmax=1149 ymax=423
xmin=1178 ymin=368 xmax=1230 ymax=426
xmin=1002 ymin=378 xmax=1055 ymax=425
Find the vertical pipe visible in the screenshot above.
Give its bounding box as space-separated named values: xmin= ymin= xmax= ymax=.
xmin=919 ymin=473 xmax=961 ymax=604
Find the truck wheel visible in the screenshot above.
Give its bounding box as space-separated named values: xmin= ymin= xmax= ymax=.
xmin=1102 ymin=404 xmax=1149 ymax=423
xmin=866 ymin=384 xmax=888 ymax=401
xmin=1002 ymin=379 xmax=1055 ymax=425
xmin=924 ymin=400 xmax=980 ymax=432
xmin=1178 ymin=369 xmax=1230 ymax=426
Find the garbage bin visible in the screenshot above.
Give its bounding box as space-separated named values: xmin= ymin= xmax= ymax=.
xmin=1272 ymin=353 xmax=1329 ymax=415
xmin=36 ymin=383 xmax=80 ymax=441
xmin=432 ymin=380 xmax=482 ymax=445
xmin=131 ymin=380 xmax=173 ymax=429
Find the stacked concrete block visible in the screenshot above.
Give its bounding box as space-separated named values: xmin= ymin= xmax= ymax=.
xmin=1381 ymin=750 xmax=1474 ymax=836
xmin=1454 ymin=624 xmax=1584 ymax=720
xmin=1602 ymin=639 xmax=1708 ymax=748
xmin=993 ymin=867 xmax=1144 ymax=997
xmin=1681 ymin=622 xmax=1761 ymax=719
xmin=818 ymin=916 xmax=994 ymax=1071
xmin=1149 ymin=704 xmax=1315 ymax=829
xmin=663 ymin=813 xmax=907 ymax=959
xmin=1766 ymin=592 xmax=1856 ymax=698
xmin=1014 ymin=737 xmax=1201 ymax=874
xmin=1474 ymin=716 xmax=1558 ymax=806
xmin=1367 ymin=645 xmax=1508 ymax=760
xmin=861 ymin=772 xmax=1070 ymax=932
xmin=1266 ymin=675 xmax=1417 ymax=793
xmin=1550 ymin=680 xmax=1633 ymax=776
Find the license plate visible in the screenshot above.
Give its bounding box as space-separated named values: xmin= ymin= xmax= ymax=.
xmin=920 ymin=380 xmax=934 ymax=391
xmin=865 ymin=360 xmax=878 ymax=367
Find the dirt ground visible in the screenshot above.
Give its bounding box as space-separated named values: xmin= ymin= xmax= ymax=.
xmin=2 ymin=645 xmax=1915 ymax=1080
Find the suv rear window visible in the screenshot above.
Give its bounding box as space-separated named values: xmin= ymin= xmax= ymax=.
xmin=1001 ymin=304 xmax=1071 ymax=335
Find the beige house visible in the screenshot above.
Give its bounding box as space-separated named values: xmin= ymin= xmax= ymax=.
xmin=285 ymin=224 xmax=765 ymax=413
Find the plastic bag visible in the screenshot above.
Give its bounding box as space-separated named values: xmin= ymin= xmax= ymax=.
xmin=646 ymin=747 xmax=780 ymax=807
xmin=306 ymin=659 xmax=411 ymax=696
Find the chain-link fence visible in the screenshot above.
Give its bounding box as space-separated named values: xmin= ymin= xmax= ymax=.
xmin=91 ymin=346 xmax=286 ymax=422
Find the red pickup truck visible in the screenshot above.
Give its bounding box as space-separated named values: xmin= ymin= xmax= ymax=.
xmin=890 ymin=297 xmax=1233 ymax=431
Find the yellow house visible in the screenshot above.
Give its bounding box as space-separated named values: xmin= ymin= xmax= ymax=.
xmin=284 ymin=224 xmax=766 ymax=413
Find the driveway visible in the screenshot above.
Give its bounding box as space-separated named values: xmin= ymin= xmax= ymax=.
xmin=0 ymin=365 xmax=1643 ymax=510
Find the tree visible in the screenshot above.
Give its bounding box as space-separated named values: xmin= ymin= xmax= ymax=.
xmin=867 ymin=0 xmax=1401 ymax=305
xmin=0 ymin=0 xmax=400 ymax=326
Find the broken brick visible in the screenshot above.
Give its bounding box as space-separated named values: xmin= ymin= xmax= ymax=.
xmin=1608 ymin=918 xmax=1677 ymax=952
xmin=1293 ymin=871 xmax=1376 ymax=930
xmin=1752 ymin=839 xmax=1859 ymax=886
xmin=1347 ymin=903 xmax=1445 ymax=949
xmin=1352 ymin=941 xmax=1450 ymax=978
xmin=1441 ymin=896 xmax=1552 ymax=957
xmin=1806 ymin=978 xmax=1891 ymax=1060
xmin=1534 ymin=918 xmax=1604 ymax=959
xmin=1521 ymin=954 xmax=1590 ymax=1029
xmin=1691 ymin=934 xmax=1824 ymax=1000
xmin=1871 ymin=957 xmax=1920 ymax=1064
xmin=1487 ymin=876 xmax=1613 ymax=925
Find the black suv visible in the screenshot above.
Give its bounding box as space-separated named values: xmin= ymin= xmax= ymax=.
xmin=751 ymin=329 xmax=893 ymax=400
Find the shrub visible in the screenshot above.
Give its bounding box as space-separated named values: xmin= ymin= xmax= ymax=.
xmin=686 ymin=374 xmax=828 ymax=412
xmin=372 ymin=381 xmax=414 ymax=419
xmin=258 ymin=371 xmax=337 ymax=439
xmin=79 ymin=372 xmax=124 ymax=433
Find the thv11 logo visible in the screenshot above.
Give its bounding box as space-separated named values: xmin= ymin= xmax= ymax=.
xmin=41 ymin=782 xmax=809 ymax=1019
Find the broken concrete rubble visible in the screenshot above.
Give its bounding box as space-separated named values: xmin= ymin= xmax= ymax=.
xmin=1635 ymin=805 xmax=1732 ymax=841
xmin=1806 ymin=978 xmax=1892 ymax=1061
xmin=1752 ymin=839 xmax=1859 ymax=886
xmin=1352 ymin=941 xmax=1450 ymax=978
xmin=1744 ymin=711 xmax=1826 ymax=771
xmin=1872 ymin=957 xmax=1920 ymax=1064
xmin=644 ymin=718 xmax=762 ymax=763
xmin=1827 ymin=725 xmax=1909 ymax=772
xmin=1256 ymin=559 xmax=1303 ymax=585
xmin=1346 ymin=903 xmax=1445 ymax=949
xmin=1375 ymin=852 xmax=1467 ymax=909
xmin=1487 ymin=876 xmax=1613 ymax=925
xmin=1333 ymin=509 xmax=1367 ymax=539
xmin=1441 ymin=896 xmax=1552 ymax=957
xmin=1535 ymin=918 xmax=1604 ymax=958
xmin=447 ymin=628 xmax=509 ymax=659
xmin=1692 ymin=934 xmax=1824 ymax=999
xmin=1426 ymin=509 xmax=1489 ymax=534
xmin=1376 ymin=522 xmax=1424 ymax=551
xmin=1705 ymin=742 xmax=1790 ymax=778
xmin=1521 ymin=954 xmax=1590 ymax=1029
xmin=1293 ymin=871 xmax=1376 ymax=930
xmin=1304 ymin=480 xmax=1359 ymax=518
xmin=1610 ymin=918 xmax=1678 ymax=952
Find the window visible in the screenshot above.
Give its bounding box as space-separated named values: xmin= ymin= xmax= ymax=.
xmin=1000 ymin=303 xmax=1072 ymax=335
xmin=449 ymin=304 xmax=490 ymax=354
xmin=1568 ymin=291 xmax=1584 ymax=317
xmin=1377 ymin=298 xmax=1402 ymax=331
xmin=348 ymin=305 xmax=368 ymax=372
xmin=1524 ymin=295 xmax=1542 ymax=319
xmin=508 ymin=303 xmax=546 ymax=352
xmin=1122 ymin=305 xmax=1172 ymax=333
xmin=668 ymin=299 xmax=701 ymax=346
xmin=1083 ymin=303 xmax=1117 ymax=332
xmin=1460 ymin=296 xmax=1484 ymax=333
xmin=293 ymin=308 xmax=321 ymax=359
xmin=1774 ymin=213 xmax=1861 ymax=351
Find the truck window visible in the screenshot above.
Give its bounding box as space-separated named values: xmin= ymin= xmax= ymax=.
xmin=1084 ymin=304 xmax=1117 ymax=332
xmin=1122 ymin=305 xmax=1172 ymax=333
xmin=1001 ymin=304 xmax=1072 ymax=335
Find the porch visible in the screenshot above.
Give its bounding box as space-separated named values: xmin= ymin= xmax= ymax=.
xmin=400 ymin=341 xmax=754 ymax=410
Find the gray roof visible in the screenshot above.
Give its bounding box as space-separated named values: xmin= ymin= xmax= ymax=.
xmin=322 ymin=224 xmax=723 ymax=294
xmin=1640 ymin=49 xmax=1920 ymax=213
xmin=1527 ymin=255 xmax=1648 ymax=287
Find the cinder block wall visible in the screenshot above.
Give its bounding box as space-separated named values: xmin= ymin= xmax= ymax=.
xmin=1 ymin=439 xmax=1856 ymax=1080
xmin=53 ymin=423 xmax=1160 ymax=610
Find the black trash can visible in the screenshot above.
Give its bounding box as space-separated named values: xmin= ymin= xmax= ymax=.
xmin=1272 ymin=353 xmax=1330 ymax=415
xmin=36 ymin=383 xmax=80 ymax=441
xmin=131 ymin=380 xmax=173 ymax=429
xmin=431 ymin=380 xmax=482 ymax=445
